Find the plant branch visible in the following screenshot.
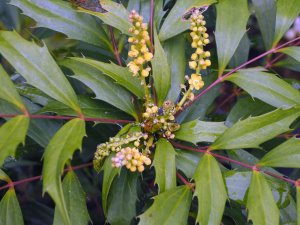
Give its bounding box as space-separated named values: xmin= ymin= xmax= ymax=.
xmin=0 ymin=114 xmax=134 ymax=124
xmin=108 ymin=26 xmax=123 ymax=66
xmin=172 ymin=142 xmax=297 ymax=186
xmin=176 ymin=171 xmax=195 ymax=191
xmin=0 ymin=162 xmax=93 ymax=191
xmin=176 ymin=36 xmax=300 ymax=116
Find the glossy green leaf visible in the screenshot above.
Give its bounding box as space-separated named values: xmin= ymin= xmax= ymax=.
xmin=107 ymin=170 xmax=138 ymax=225
xmin=165 ymin=35 xmax=186 ymax=102
xmin=211 ymin=107 xmax=300 ymax=150
xmin=252 ymin=0 xmax=276 ymax=50
xmin=278 ymin=46 xmax=300 ymax=63
xmin=193 ymin=153 xmax=227 ymax=225
xmin=259 ymin=137 xmax=300 ymax=168
xmin=272 ymin=0 xmax=300 ymax=47
xmin=42 ymin=119 xmax=86 ymax=225
xmin=274 ymin=56 xmax=300 ymax=72
xmin=78 ymin=0 xmax=131 ymax=35
xmin=0 ymin=189 xmax=24 ymax=225
xmin=246 ymin=171 xmax=279 ymax=225
xmin=0 ymin=31 xmax=81 ymax=114
xmin=158 ymin=0 xmax=216 ymax=41
xmin=153 ymin=139 xmax=176 ymax=193
xmin=138 ymin=185 xmax=192 ymax=225
xmin=0 ymin=115 xmax=29 ymax=165
xmin=297 ymin=186 xmax=300 ymax=225
xmin=0 ymin=169 xmax=11 ymax=182
xmin=176 ymin=150 xmax=201 ymax=178
xmin=215 ymin=0 xmax=250 ymax=75
xmin=10 ymin=0 xmax=110 ymax=49
xmin=62 ymin=59 xmax=137 ymax=119
xmin=53 ymin=171 xmax=90 ymax=225
xmin=226 ymin=70 xmax=300 ymax=108
xmin=152 ymin=29 xmax=171 ymax=105
xmin=67 ymin=57 xmax=143 ymax=98
xmin=40 ymin=96 xmax=129 ymax=120
xmin=228 ymin=34 xmax=251 ymax=68
xmin=0 ymin=64 xmax=25 ymax=112
xmin=175 ymin=120 xmax=227 ymax=144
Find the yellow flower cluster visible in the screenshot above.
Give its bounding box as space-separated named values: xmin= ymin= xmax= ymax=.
xmin=112 ymin=147 xmax=151 ymax=172
xmin=189 ymin=73 xmax=204 ymax=90
xmin=127 ymin=10 xmax=153 ymax=77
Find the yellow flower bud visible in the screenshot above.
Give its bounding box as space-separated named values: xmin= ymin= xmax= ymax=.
xmin=205 ymin=59 xmax=211 ymax=67
xmin=141 ymin=69 xmax=150 ymax=77
xmin=204 ymin=51 xmax=211 ymax=57
xmin=203 ymin=39 xmax=209 ymax=44
xmin=196 ymin=48 xmax=203 ymax=55
xmin=144 ymin=52 xmax=153 ymax=61
xmin=138 ymin=165 xmax=145 ymax=172
xmin=189 ymin=61 xmax=197 ymax=70
xmin=191 ymin=53 xmax=198 ymax=60
xmin=151 ymin=106 xmax=158 ymax=113
xmin=130 ymin=166 xmax=137 ymax=172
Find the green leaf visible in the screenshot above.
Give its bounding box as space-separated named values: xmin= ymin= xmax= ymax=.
xmin=252 ymin=0 xmax=276 ymax=50
xmin=107 ymin=169 xmax=138 ymax=225
xmin=246 ymin=171 xmax=279 ymax=225
xmin=272 ymin=0 xmax=300 ymax=47
xmin=0 ymin=115 xmax=29 ymax=166
xmin=40 ymin=96 xmax=129 ymax=120
xmin=278 ymin=46 xmax=300 ymax=63
xmin=0 ymin=64 xmax=25 ymax=112
xmin=259 ymin=137 xmax=300 ymax=168
xmin=67 ymin=57 xmax=143 ymax=98
xmin=228 ymin=34 xmax=251 ymax=68
xmin=53 ymin=171 xmax=90 ymax=225
xmin=9 ymin=0 xmax=110 ymax=49
xmin=297 ymin=186 xmax=300 ymax=225
xmin=153 ymin=139 xmax=176 ymax=193
xmin=164 ymin=34 xmax=186 ymax=102
xmin=0 ymin=169 xmax=11 ymax=182
xmin=215 ymin=0 xmax=250 ymax=75
xmin=211 ymin=107 xmax=300 ymax=150
xmin=226 ymin=70 xmax=300 ymax=108
xmin=61 ymin=59 xmax=137 ymax=119
xmin=152 ymin=29 xmax=171 ymax=105
xmin=42 ymin=119 xmax=86 ymax=225
xmin=138 ymin=186 xmax=192 ymax=225
xmin=226 ymin=96 xmax=275 ymax=127
xmin=193 ymin=153 xmax=227 ymax=225
xmin=176 ymin=150 xmax=201 ymax=178
xmin=0 ymin=31 xmax=81 ymax=114
xmin=175 ymin=120 xmax=227 ymax=145
xmin=0 ymin=189 xmax=24 ymax=225
xmin=78 ymin=0 xmax=132 ymax=35
xmin=158 ymin=0 xmax=217 ymax=41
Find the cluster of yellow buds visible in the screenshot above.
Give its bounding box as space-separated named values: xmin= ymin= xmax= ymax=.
xmin=127 ymin=10 xmax=153 ymax=77
xmin=112 ymin=147 xmax=151 ymax=172
xmin=93 ymin=131 xmax=148 ymax=172
xmin=142 ymin=101 xmax=180 ymax=139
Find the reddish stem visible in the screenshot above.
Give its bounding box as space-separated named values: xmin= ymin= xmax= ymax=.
xmin=172 ymin=142 xmax=297 ymax=186
xmin=177 ymin=36 xmax=300 ymax=115
xmin=0 ymin=162 xmax=93 ymax=191
xmin=108 ymin=26 xmax=123 ymax=66
xmin=176 ymin=171 xmax=195 ymax=191
xmin=0 ymin=114 xmax=133 ymax=124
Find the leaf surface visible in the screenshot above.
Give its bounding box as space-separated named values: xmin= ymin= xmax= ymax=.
xmin=278 ymin=46 xmax=300 ymax=63
xmin=42 ymin=118 xmax=86 ymax=225
xmin=297 ymin=186 xmax=300 ymax=225
xmin=176 ymin=150 xmax=201 ymax=178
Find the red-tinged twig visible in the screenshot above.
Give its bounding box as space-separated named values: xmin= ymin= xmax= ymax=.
xmin=176 ymin=36 xmax=300 ymax=116
xmin=176 ymin=171 xmax=195 ymax=192
xmin=108 ymin=26 xmax=122 ymax=66
xmin=0 ymin=162 xmax=93 ymax=191
xmin=0 ymin=114 xmax=134 ymax=124
xmin=172 ymin=142 xmax=298 ymax=186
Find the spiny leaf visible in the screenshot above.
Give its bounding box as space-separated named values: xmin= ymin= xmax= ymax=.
xmin=211 ymin=107 xmax=300 ymax=150
xmin=226 ymin=70 xmax=300 ymax=108
xmin=152 ymin=29 xmax=171 ymax=106
xmin=153 ymin=139 xmax=176 ymax=193
xmin=0 ymin=64 xmax=25 ymax=112
xmin=53 ymin=171 xmax=90 ymax=225
xmin=0 ymin=189 xmax=24 ymax=225
xmin=9 ymin=0 xmax=110 ymax=49
xmin=259 ymin=137 xmax=300 ymax=168
xmin=42 ymin=119 xmax=86 ymax=225
xmin=0 ymin=115 xmax=29 ymax=166
xmin=0 ymin=31 xmax=81 ymax=114
xmin=193 ymin=153 xmax=227 ymax=225
xmin=246 ymin=171 xmax=279 ymax=225
xmin=272 ymin=0 xmax=300 ymax=47
xmin=61 ymin=59 xmax=137 ymax=119
xmin=215 ymin=0 xmax=250 ymax=75
xmin=67 ymin=57 xmax=143 ymax=98
xmin=176 ymin=150 xmax=201 ymax=178
xmin=175 ymin=120 xmax=227 ymax=145
xmin=158 ymin=0 xmax=217 ymax=41
xmin=138 ymin=186 xmax=192 ymax=225
xmin=252 ymin=0 xmax=276 ymax=50
xmin=278 ymin=46 xmax=300 ymax=63
xmin=78 ymin=0 xmax=132 ymax=35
